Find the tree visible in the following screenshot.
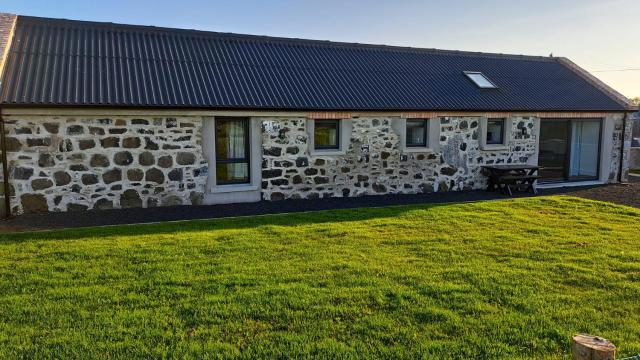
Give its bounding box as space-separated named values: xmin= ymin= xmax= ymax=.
xmin=631 ymin=97 xmax=640 ymax=105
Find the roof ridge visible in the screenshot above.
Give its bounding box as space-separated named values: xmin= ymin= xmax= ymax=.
xmin=16 ymin=14 xmax=556 ymax=62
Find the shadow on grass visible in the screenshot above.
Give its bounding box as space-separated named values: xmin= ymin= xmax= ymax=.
xmin=2 ymin=194 xmax=634 ymax=244
xmin=0 ymin=190 xmax=514 ymax=240
xmin=0 ymin=201 xmax=459 ymax=243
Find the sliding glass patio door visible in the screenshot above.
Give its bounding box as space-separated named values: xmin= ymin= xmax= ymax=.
xmin=569 ymin=120 xmax=600 ymax=179
xmin=538 ymin=119 xmax=601 ymax=183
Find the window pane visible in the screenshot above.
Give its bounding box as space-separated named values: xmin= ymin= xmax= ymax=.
xmin=216 ymin=119 xmax=247 ymax=160
xmin=216 ymin=163 xmax=249 ymax=184
xmin=569 ymin=120 xmax=600 ymax=179
xmin=314 ymin=120 xmax=339 ymax=149
xmin=539 ymin=120 xmax=568 ymax=181
xmin=406 ymin=119 xmax=427 ymax=147
xmin=215 ymin=118 xmax=250 ymax=185
xmin=465 ymin=72 xmax=497 ymax=89
xmin=486 ymin=120 xmax=505 ymax=144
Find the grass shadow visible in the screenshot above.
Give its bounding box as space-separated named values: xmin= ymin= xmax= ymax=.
xmin=0 ymin=201 xmax=461 ymax=243
xmin=2 ymin=194 xmax=637 ymax=244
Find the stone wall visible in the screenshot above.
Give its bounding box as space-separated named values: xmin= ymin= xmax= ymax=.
xmin=3 ymin=115 xmax=208 ymax=214
xmin=0 ymin=132 xmax=8 ymax=217
xmin=609 ymin=113 xmax=633 ymax=182
xmin=2 ymin=112 xmax=630 ymax=214
xmin=260 ymin=116 xmax=537 ymax=200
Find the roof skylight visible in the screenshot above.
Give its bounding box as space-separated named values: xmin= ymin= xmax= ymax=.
xmin=464 ymin=71 xmax=497 ymax=89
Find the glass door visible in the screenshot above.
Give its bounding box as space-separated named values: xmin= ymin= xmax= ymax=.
xmin=569 ymin=120 xmax=601 ymax=180
xmin=538 ymin=119 xmax=601 ymax=183
xmin=539 ymin=120 xmax=569 ymax=182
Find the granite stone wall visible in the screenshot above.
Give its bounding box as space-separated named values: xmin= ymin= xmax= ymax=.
xmin=260 ymin=116 xmax=537 ymax=201
xmin=1 ymin=112 xmax=630 ymax=214
xmin=2 ymin=115 xmax=208 ymax=214
xmin=609 ymin=113 xmax=632 ymax=182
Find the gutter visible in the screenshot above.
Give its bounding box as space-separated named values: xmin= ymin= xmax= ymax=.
xmin=0 ymin=102 xmax=635 ymax=113
xmin=0 ymin=107 xmax=10 ymax=218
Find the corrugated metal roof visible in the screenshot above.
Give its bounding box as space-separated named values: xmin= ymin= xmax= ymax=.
xmin=0 ymin=15 xmax=629 ymax=111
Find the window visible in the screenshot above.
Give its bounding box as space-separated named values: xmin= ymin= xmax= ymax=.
xmin=308 ymin=119 xmax=353 ymax=155
xmin=314 ymin=119 xmax=340 ymax=150
xmin=464 ymin=71 xmax=497 ymax=89
xmin=391 ymin=118 xmax=440 ymax=152
xmin=486 ymin=119 xmax=505 ymax=145
xmin=406 ymin=119 xmax=428 ymax=147
xmin=215 ymin=118 xmax=250 ymax=185
xmin=479 ymin=118 xmax=512 ymax=150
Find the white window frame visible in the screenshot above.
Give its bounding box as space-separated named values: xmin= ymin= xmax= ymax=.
xmin=464 ymin=71 xmax=498 ymax=89
xmin=392 ymin=118 xmax=440 ymax=153
xmin=307 ymin=119 xmax=353 ymax=156
xmin=479 ymin=117 xmax=512 ymax=150
xmin=202 ymin=116 xmax=262 ymax=204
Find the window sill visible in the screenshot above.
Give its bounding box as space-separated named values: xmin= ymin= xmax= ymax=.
xmin=403 ymin=147 xmax=435 ymax=153
xmin=309 ymin=149 xmax=347 ymax=156
xmin=480 ymin=144 xmax=509 ymax=151
xmin=211 ymin=184 xmax=259 ymax=193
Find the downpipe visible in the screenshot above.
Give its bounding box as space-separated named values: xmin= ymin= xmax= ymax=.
xmin=0 ymin=107 xmax=11 ymax=219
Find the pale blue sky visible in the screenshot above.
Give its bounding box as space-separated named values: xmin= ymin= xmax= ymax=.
xmin=3 ymin=0 xmax=639 ymax=97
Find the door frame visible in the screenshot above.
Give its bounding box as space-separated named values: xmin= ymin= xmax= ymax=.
xmin=538 ymin=118 xmax=603 ymax=184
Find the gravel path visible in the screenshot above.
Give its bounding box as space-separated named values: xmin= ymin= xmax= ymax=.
xmin=544 ymin=175 xmax=640 ymax=208
xmin=1 ymin=177 xmax=638 ymax=233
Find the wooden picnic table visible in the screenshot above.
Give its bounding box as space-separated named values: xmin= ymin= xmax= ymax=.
xmin=482 ymin=164 xmax=540 ymax=196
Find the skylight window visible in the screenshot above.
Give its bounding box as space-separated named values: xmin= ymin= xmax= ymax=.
xmin=464 ymin=71 xmax=497 ymax=89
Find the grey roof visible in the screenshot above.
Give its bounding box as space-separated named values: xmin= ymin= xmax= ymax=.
xmin=0 ymin=15 xmax=631 ymax=111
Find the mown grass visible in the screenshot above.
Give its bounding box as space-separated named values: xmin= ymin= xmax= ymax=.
xmin=630 ymin=168 xmax=640 ymax=175
xmin=0 ymin=196 xmax=639 ymax=359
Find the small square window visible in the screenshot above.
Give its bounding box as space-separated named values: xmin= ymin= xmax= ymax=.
xmin=406 ymin=119 xmax=428 ymax=147
xmin=314 ymin=120 xmax=340 ymax=150
xmin=464 ymin=71 xmax=497 ymax=89
xmin=486 ymin=119 xmax=505 ymax=145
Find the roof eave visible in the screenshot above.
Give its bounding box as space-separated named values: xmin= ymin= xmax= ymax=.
xmin=0 ymin=102 xmax=632 ymax=113
xmin=556 ymin=57 xmax=637 ymax=111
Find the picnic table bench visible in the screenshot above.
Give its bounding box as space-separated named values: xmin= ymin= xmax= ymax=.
xmin=482 ymin=164 xmax=540 ymax=196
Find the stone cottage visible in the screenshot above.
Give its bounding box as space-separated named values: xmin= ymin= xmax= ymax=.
xmin=0 ymin=13 xmax=636 ymax=216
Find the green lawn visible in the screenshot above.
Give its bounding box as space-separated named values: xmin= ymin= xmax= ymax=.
xmin=1 ymin=196 xmax=639 ymax=359
xmin=631 ymin=168 xmax=640 ymax=175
